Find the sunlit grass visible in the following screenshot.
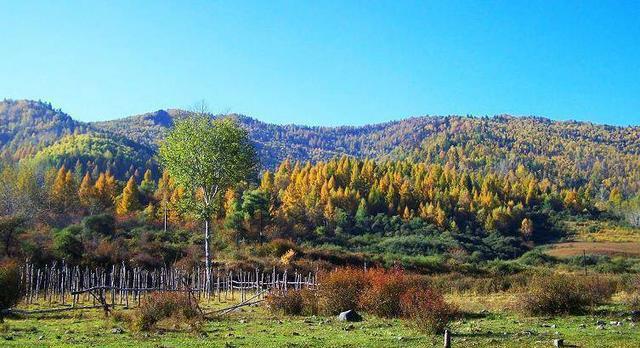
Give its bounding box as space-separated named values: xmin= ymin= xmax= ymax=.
xmin=3 ymin=291 xmax=639 ymax=347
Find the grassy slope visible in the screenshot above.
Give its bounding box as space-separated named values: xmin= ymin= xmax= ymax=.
xmin=2 ymin=293 xmax=639 ymax=347
xmin=544 ymin=219 xmax=640 ymax=258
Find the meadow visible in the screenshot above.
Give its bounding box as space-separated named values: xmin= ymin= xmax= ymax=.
xmin=2 ymin=290 xmax=639 ymax=348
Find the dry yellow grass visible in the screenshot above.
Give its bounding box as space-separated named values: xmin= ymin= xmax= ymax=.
xmin=546 ymin=241 xmax=640 ymax=258
xmin=564 ymin=220 xmax=640 ymax=242
xmin=446 ymin=292 xmax=519 ymax=313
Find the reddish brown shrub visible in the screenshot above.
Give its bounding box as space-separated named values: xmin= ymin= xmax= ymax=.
xmin=300 ymin=288 xmax=320 ymax=315
xmin=318 ymin=267 xmax=367 ymax=314
xmin=400 ymin=286 xmax=458 ymax=334
xmin=266 ymin=288 xmax=320 ymax=316
xmin=359 ymin=268 xmax=409 ymax=318
xmin=582 ymin=276 xmax=617 ymax=306
xmin=520 ymin=274 xmax=615 ymax=316
xmin=266 ymin=289 xmax=304 ymax=315
xmin=135 ymin=292 xmax=201 ymax=331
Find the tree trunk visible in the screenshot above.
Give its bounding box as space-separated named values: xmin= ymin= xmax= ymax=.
xmin=204 ymin=218 xmax=211 ymax=287
xmin=163 ymin=203 xmax=168 ymax=233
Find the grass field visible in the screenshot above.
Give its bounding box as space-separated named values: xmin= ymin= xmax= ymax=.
xmin=545 ymin=241 xmax=640 ymax=258
xmin=564 ymin=220 xmax=640 ymax=243
xmin=2 ymin=292 xmax=639 ymax=347
xmin=540 ymin=219 xmax=640 ymax=259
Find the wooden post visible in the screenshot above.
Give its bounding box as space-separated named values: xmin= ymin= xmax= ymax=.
xmin=444 ymin=329 xmax=451 ymax=348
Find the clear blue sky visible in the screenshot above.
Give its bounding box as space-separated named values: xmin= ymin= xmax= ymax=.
xmin=1 ymin=1 xmax=638 ymax=126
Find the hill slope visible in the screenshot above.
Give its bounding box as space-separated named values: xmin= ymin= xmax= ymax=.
xmin=1 ymin=99 xmax=639 ymax=196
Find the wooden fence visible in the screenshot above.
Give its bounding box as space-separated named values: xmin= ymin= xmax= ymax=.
xmin=19 ymin=262 xmax=317 ymax=308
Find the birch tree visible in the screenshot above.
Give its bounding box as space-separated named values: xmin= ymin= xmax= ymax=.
xmin=159 ymin=114 xmax=257 ymax=278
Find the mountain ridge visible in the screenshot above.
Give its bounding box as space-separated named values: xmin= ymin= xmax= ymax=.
xmin=1 ymin=99 xmax=639 ymax=198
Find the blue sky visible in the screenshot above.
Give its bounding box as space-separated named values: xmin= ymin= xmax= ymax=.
xmin=0 ymin=1 xmax=638 ymax=126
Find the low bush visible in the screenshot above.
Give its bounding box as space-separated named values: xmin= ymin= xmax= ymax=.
xmin=317 ymin=267 xmax=367 ymax=314
xmin=134 ymin=292 xmax=201 ymax=331
xmin=266 ymin=290 xmax=304 ymax=315
xmin=266 ymin=288 xmax=321 ymax=316
xmin=624 ymin=275 xmax=640 ymax=311
xmin=400 ymin=286 xmax=458 ymax=334
xmin=300 ymin=288 xmax=320 ymax=315
xmin=520 ymin=274 xmax=615 ymax=315
xmin=359 ymin=268 xmax=409 ymax=318
xmin=581 ymin=276 xmax=618 ymax=306
xmin=517 ymin=250 xmax=558 ymax=266
xmin=626 ymin=292 xmax=640 ymax=311
xmin=0 ymin=259 xmax=22 ymax=321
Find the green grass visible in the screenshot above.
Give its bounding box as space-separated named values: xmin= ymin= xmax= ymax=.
xmin=2 ymin=293 xmax=639 ymax=347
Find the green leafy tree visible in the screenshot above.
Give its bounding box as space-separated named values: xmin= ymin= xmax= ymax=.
xmin=0 ymin=215 xmax=26 ymax=257
xmin=159 ymin=114 xmax=257 ymax=275
xmin=0 ymin=259 xmax=22 ymax=322
xmin=241 ymin=189 xmax=270 ymax=243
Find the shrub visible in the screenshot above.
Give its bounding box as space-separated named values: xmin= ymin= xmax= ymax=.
xmin=520 ymin=274 xmax=615 ymax=316
xmin=266 ymin=290 xmax=304 ymax=315
xmin=0 ymin=259 xmax=22 ymax=321
xmin=267 ymin=239 xmax=299 ymax=257
xmin=318 ymin=268 xmax=367 ymax=314
xmin=581 ymin=276 xmax=618 ymax=306
xmin=266 ymin=288 xmax=320 ymax=316
xmin=624 ymin=275 xmax=640 ymax=311
xmin=400 ymin=286 xmax=458 ymax=334
xmin=300 ymin=288 xmax=320 ymax=315
xmin=82 ymin=214 xmax=115 ymax=236
xmin=359 ymin=268 xmax=409 ymax=318
xmin=627 ymin=292 xmax=640 ymax=311
xmin=517 ymin=250 xmax=558 ymax=266
xmin=280 ymin=249 xmax=296 ymax=265
xmin=134 ymin=292 xmax=201 ymax=331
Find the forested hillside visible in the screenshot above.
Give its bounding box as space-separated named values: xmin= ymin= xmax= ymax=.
xmin=3 ymin=99 xmax=639 ymax=197
xmin=1 ymin=99 xmax=639 ymax=269
xmin=0 ymin=99 xmax=89 ymax=159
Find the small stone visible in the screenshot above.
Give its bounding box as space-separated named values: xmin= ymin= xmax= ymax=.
xmin=596 ymin=320 xmax=606 ymax=325
xmin=553 ymin=338 xmax=564 ymax=347
xmin=111 ymin=328 xmax=124 ymax=334
xmin=597 ymin=324 xmax=606 ymax=330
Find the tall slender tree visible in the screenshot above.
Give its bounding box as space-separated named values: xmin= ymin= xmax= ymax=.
xmin=159 ymin=114 xmax=257 ymax=279
xmin=116 ymin=176 xmax=141 ymax=216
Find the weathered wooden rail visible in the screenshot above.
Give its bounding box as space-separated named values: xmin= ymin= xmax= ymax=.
xmin=19 ymin=262 xmax=317 ymax=308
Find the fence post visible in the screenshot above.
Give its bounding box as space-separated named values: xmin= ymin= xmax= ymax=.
xmin=444 ymin=329 xmax=451 ymax=348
